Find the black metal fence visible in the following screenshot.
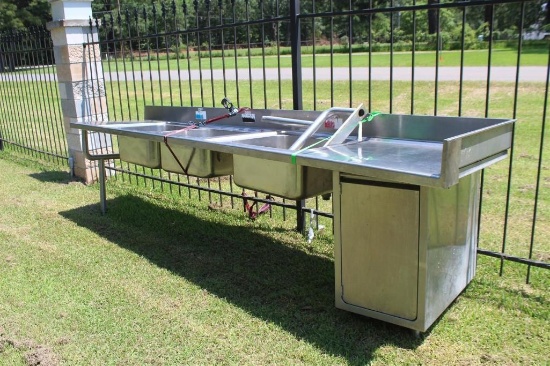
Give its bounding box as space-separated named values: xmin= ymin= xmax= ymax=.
xmin=0 ymin=27 xmax=68 ymax=164
xmin=0 ymin=0 xmax=548 ymax=283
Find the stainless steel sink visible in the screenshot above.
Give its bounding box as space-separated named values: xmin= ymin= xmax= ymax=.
xmin=116 ymin=123 xmax=240 ymax=176
xmin=117 ymin=122 xmax=190 ymax=168
xmin=118 ymin=135 xmax=162 ymax=168
xmin=72 ymin=106 xmax=515 ymax=189
xmin=161 ymin=128 xmax=248 ymax=177
xmin=111 ymin=106 xmax=363 ymax=196
xmin=72 ymin=105 xmax=517 ymax=334
xmin=161 ymin=145 xmax=233 ymax=178
xmin=233 ymin=134 xmax=333 ymax=200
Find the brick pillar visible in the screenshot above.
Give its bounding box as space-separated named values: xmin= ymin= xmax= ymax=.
xmin=46 ymin=0 xmax=109 ymax=183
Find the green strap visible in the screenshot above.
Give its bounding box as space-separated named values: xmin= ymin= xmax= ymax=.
xmin=360 ymin=111 xmax=382 ymax=123
xmin=290 ymin=111 xmax=383 ymax=165
xmin=291 ymin=137 xmax=330 ymax=165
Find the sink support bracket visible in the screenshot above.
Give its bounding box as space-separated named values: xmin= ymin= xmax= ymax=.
xmin=81 ymin=130 xmax=120 ymax=214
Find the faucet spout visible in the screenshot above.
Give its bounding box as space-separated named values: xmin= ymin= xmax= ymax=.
xmin=289 ymin=107 xmax=357 ymax=151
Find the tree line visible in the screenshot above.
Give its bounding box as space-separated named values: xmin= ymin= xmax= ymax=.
xmin=1 ymin=0 xmax=549 ymax=50
xmin=92 ymin=0 xmax=550 ymax=52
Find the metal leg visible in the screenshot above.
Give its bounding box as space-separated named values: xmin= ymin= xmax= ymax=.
xmin=99 ymin=158 xmax=107 ymax=214
xmin=296 ymin=199 xmax=305 ymax=232
xmin=80 ymin=130 xmax=118 ymax=214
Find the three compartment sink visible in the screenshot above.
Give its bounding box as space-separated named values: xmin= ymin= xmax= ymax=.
xmin=72 ymin=105 xmax=516 ymax=333
xmin=73 ymin=105 xmax=515 ymax=193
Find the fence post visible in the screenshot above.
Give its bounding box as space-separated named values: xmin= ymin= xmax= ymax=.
xmin=290 ymin=0 xmax=302 ymax=110
xmin=46 ymin=0 xmax=108 ymax=183
xmin=289 ymin=0 xmax=305 ymax=232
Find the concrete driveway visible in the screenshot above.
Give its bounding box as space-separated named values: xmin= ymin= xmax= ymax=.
xmin=5 ymin=66 xmax=546 ymax=83
xmin=103 ymin=66 xmax=546 ymax=82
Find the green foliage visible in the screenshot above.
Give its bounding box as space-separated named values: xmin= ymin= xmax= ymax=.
xmin=2 ymin=0 xmax=549 ymax=54
xmin=0 ymin=0 xmax=50 ymax=33
xmin=0 ymin=2 xmax=23 ymax=32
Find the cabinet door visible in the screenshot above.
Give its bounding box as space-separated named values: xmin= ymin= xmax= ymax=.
xmin=340 ymin=181 xmax=420 ymax=320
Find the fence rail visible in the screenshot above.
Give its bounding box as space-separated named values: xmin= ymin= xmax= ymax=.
xmin=0 ymin=0 xmax=548 ymax=284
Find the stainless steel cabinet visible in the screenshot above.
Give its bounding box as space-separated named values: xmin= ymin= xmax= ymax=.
xmin=334 ymin=171 xmax=481 ymax=332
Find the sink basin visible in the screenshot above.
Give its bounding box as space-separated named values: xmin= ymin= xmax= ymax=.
xmin=161 ymin=128 xmax=243 ymax=177
xmin=161 ymin=144 xmax=234 ymax=177
xmin=117 ymin=122 xmax=191 ymax=168
xmin=118 ymin=136 xmax=161 ymax=168
xmin=233 ymin=134 xmax=333 ymax=200
xmin=117 ymin=123 xmax=239 ymax=176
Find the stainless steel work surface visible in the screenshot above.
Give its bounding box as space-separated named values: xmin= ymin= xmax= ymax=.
xmin=71 ymin=106 xmax=514 ymax=188
xmin=295 ymin=138 xmax=443 ymax=184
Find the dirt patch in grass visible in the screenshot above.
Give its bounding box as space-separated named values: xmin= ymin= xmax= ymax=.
xmin=5 ymin=255 xmax=16 ymax=266
xmin=0 ymin=327 xmax=59 ymax=366
xmin=24 ymin=345 xmax=59 ymax=366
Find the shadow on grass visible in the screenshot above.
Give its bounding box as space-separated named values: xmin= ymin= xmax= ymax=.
xmin=60 ymin=194 xmax=423 ymax=363
xmin=29 ymin=171 xmax=74 ymax=184
xmin=519 ymin=46 xmax=550 ymax=55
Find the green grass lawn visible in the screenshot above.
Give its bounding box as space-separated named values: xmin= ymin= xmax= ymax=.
xmin=1 ymin=76 xmax=549 ymax=264
xmin=0 ymin=152 xmax=548 ymax=365
xmin=100 ymin=77 xmax=550 ymax=262
xmin=104 ymin=47 xmax=548 ymax=73
xmin=6 ymin=47 xmax=547 ymax=76
xmin=1 ymin=72 xmax=549 ymax=363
